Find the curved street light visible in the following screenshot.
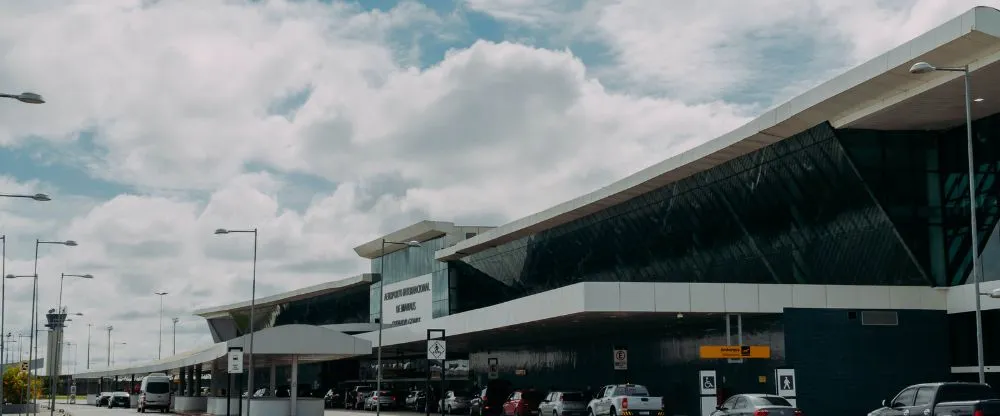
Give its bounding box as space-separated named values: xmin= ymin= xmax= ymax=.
xmin=0 ymin=92 xmax=45 ymax=104
xmin=0 ymin=193 xmax=50 ymax=201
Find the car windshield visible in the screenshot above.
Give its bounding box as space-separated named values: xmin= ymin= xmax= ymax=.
xmin=146 ymin=382 xmax=170 ymax=394
xmin=113 ymin=392 xmax=129 ymax=397
xmin=561 ymin=393 xmax=586 ymax=402
xmin=523 ymin=391 xmax=546 ymax=401
xmin=752 ymin=396 xmax=792 ymax=407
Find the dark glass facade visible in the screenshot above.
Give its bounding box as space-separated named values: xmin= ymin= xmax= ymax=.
xmin=839 ymin=116 xmax=1000 ymax=286
xmin=448 ymin=114 xmax=1000 ymax=313
xmin=222 ymin=284 xmax=370 ymax=336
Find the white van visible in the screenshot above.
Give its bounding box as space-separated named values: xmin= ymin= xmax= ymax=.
xmin=138 ymin=373 xmax=172 ymax=413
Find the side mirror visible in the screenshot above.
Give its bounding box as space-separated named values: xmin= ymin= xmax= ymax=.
xmin=717 ymin=406 xmax=725 ymax=411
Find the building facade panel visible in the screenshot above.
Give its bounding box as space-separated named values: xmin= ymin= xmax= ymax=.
xmin=449 ymin=123 xmax=933 ymax=315
xmin=839 ymin=112 xmax=1000 ymax=286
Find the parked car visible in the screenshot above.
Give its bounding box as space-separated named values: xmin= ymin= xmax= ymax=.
xmin=95 ymin=391 xmax=112 ymax=407
xmin=347 ymin=386 xmax=374 ymax=409
xmin=587 ymin=384 xmax=663 ymax=416
xmin=406 ymin=390 xmax=428 ymax=411
xmin=107 ymin=391 xmax=131 ymax=408
xmin=868 ymin=382 xmax=1000 ymax=416
xmin=712 ymin=394 xmax=801 ymax=416
xmin=439 ymin=390 xmax=474 ymax=414
xmin=472 ymin=380 xmax=513 ymax=416
xmin=503 ymin=389 xmax=547 ymax=416
xmin=539 ymin=391 xmax=589 ymax=416
xmin=365 ymin=390 xmax=396 ymax=410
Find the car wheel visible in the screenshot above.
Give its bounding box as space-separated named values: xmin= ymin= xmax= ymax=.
xmin=610 ymin=408 xmax=617 ymax=416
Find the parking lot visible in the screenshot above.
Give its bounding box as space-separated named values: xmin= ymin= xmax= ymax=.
xmin=46 ymin=403 xmax=437 ymax=415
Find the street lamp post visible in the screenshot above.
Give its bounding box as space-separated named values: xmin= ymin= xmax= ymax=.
xmin=155 ymin=292 xmax=167 ymax=359
xmin=375 ymin=239 xmax=422 ymax=416
xmin=0 ymin=235 xmax=5 ymax=416
xmin=86 ymin=324 xmax=92 ymax=370
xmin=0 ymin=193 xmax=49 ymax=201
xmin=6 ymin=273 xmax=37 ymax=410
xmin=172 ymin=318 xmax=179 ymax=356
xmin=0 ymin=92 xmax=45 ymax=104
xmin=111 ymin=342 xmax=126 ymax=367
xmin=910 ymin=62 xmax=984 ymax=383
xmin=105 ymin=326 xmax=113 ymax=367
xmin=31 ymin=239 xmax=77 ymax=407
xmin=58 ymin=273 xmax=94 ymax=315
xmin=214 ymin=227 xmax=258 ymax=412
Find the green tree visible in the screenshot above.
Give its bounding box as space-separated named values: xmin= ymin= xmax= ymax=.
xmin=3 ymin=366 xmax=43 ymax=404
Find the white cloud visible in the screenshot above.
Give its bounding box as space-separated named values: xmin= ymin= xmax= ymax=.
xmin=0 ymin=0 xmax=988 ymax=367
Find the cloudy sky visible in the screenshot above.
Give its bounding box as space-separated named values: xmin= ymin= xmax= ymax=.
xmin=0 ymin=0 xmax=994 ymax=369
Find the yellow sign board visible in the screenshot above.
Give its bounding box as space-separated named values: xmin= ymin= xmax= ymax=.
xmin=699 ymin=345 xmax=771 ymax=359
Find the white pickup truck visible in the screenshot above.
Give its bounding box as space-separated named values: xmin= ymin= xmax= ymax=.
xmin=587 ymin=384 xmax=664 ymax=416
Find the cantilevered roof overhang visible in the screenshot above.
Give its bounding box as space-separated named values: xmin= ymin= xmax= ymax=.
xmin=193 ymin=273 xmax=375 ymax=319
xmin=69 ymin=324 xmax=372 ymax=378
xmin=435 ymin=5 xmax=1000 ymax=262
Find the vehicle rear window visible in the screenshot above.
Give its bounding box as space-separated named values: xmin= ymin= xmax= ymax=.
xmin=937 ymin=385 xmax=999 ymax=402
xmin=751 ymin=397 xmax=792 ymax=407
xmin=615 ymin=386 xmax=650 ymax=397
xmin=523 ymin=391 xmax=546 ymax=401
xmin=561 ymin=393 xmax=586 ymax=402
xmin=146 ymin=382 xmax=170 ymax=394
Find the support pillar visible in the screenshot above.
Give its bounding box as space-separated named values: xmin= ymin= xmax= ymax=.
xmin=179 ymin=367 xmax=187 ymax=397
xmin=188 ymin=365 xmax=195 ymax=396
xmin=268 ymin=364 xmax=276 ymax=395
xmin=290 ymin=355 xmax=299 ymax=416
xmin=194 ymin=366 xmax=202 ymax=396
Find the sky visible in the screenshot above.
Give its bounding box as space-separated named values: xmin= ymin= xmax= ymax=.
xmin=0 ymin=0 xmax=994 ymax=369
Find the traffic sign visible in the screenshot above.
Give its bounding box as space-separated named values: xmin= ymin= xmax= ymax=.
xmin=613 ymin=348 xmax=628 ymax=370
xmin=228 ymin=349 xmax=244 ymax=374
xmin=699 ymin=370 xmax=717 ymax=395
xmin=487 ymin=357 xmax=499 ymax=379
xmin=776 ymin=369 xmax=796 ymax=397
xmin=699 ymin=345 xmax=770 ymax=359
xmin=427 ymin=339 xmax=447 ymax=360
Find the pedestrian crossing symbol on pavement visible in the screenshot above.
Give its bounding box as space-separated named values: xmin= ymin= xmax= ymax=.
xmin=427 ymin=339 xmax=447 ymax=360
xmin=780 ymin=375 xmax=794 ymax=391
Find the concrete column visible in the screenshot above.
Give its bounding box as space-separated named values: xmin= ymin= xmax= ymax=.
xmin=194 ymin=366 xmax=202 ymax=396
xmin=188 ymin=365 xmax=196 ymax=396
xmin=179 ymin=367 xmax=187 ymax=397
xmin=290 ymin=355 xmax=299 ymax=416
xmin=268 ymin=364 xmax=276 ymax=395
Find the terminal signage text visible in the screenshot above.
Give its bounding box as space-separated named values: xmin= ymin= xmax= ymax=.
xmin=382 ymin=274 xmax=434 ymax=328
xmin=699 ymin=345 xmax=771 ymax=359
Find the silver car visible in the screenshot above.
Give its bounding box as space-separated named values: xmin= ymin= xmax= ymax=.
xmin=539 ymin=391 xmax=589 ymax=416
xmin=711 ymin=394 xmax=802 ymax=416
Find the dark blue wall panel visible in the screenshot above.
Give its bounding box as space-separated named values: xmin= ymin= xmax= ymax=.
xmin=783 ymin=308 xmax=950 ymax=416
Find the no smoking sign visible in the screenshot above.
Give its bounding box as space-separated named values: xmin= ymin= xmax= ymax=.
xmin=613 ymin=347 xmax=628 ymax=370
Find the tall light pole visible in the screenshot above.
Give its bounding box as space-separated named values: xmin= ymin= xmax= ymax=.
xmin=58 ymin=273 xmax=93 ymax=315
xmin=172 ymin=318 xmax=179 ymax=356
xmin=105 ymin=326 xmax=113 ymax=367
xmin=214 ymin=227 xmax=258 ymax=413
xmin=5 ymin=273 xmax=37 ymax=410
xmin=86 ymin=324 xmax=92 ymax=370
xmin=0 ymin=92 xmax=45 ymax=104
xmin=31 ymin=239 xmax=77 ymax=407
xmin=910 ymin=61 xmax=984 ymax=383
xmin=0 ymin=235 xmax=5 ymax=416
xmin=0 ymin=195 xmax=50 ymax=416
xmin=375 ymin=239 xmax=421 ymax=416
xmin=154 ymin=292 xmax=168 ymax=359
xmin=111 ymin=342 xmax=126 ymax=367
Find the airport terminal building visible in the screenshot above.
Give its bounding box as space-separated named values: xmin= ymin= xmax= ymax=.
xmin=74 ymin=7 xmax=1000 ymax=416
